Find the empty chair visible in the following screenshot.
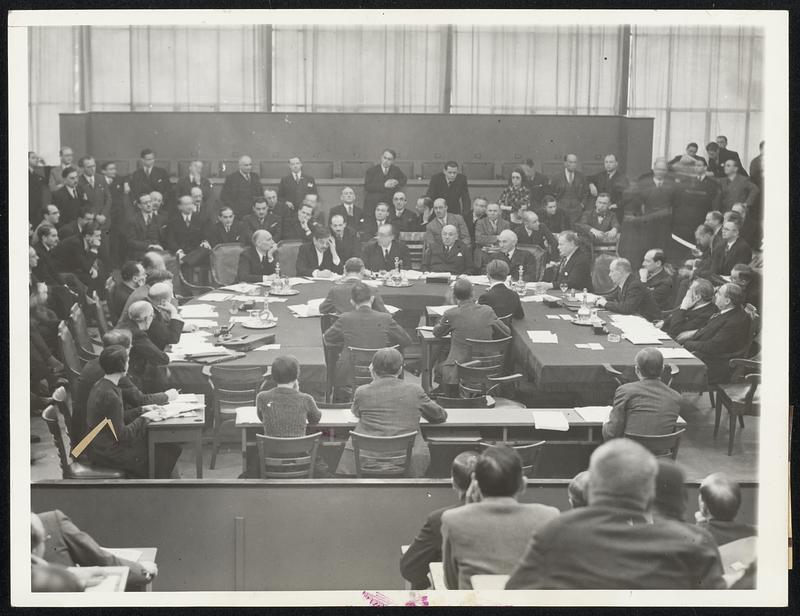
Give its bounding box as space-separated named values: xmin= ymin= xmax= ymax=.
xmin=350 ymin=431 xmax=417 ymax=477
xmin=68 ymin=303 xmax=101 ymax=361
xmin=480 ymin=440 xmax=546 ymax=477
xmin=255 ymin=432 xmax=323 ymax=478
xmin=209 ymin=243 xmax=246 ymax=286
xmin=713 ymin=359 xmax=760 ymax=456
xmin=276 ymin=240 xmax=305 ymax=277
xmin=625 ymin=428 xmax=686 ymax=460
xmin=176 ymin=269 xmax=215 ymax=298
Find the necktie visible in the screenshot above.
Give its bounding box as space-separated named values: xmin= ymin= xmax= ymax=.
xmin=262 ymin=253 xmax=269 ymax=269
xmin=185 ymin=215 xmax=191 ymax=226
xmin=146 ymin=213 xmax=152 ymax=225
xmin=69 ymin=188 xmax=75 ymax=199
xmin=294 ymin=174 xmax=300 ymax=182
xmin=88 ymin=176 xmax=94 ymax=188
xmin=346 ymin=205 xmax=352 ymax=216
xmin=145 ymin=168 xmax=150 ymax=177
xmin=568 ymin=171 xmax=573 ymax=184
xmin=557 ymin=257 xmax=567 ymax=277
xmin=491 ymin=221 xmax=497 ymax=232
xmin=225 ymin=225 xmax=230 ymax=234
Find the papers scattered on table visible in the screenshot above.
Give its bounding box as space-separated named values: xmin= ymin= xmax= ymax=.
xmin=428 ymin=305 xmax=455 ymax=316
xmin=528 ymin=330 xmax=558 ymax=343
xmin=659 ymin=347 xmax=696 ymax=359
xmin=575 ymin=343 xmax=604 ymax=350
xmin=253 ymin=343 xmax=281 ymax=351
xmin=404 ymin=270 xmax=425 ymax=280
xmin=288 ymin=298 xmax=323 ymax=318
xmin=464 ymin=275 xmax=490 ymax=286
xmin=560 ymin=314 xmax=574 ymax=321
xmin=160 ymin=400 xmax=204 ymax=418
xmin=289 ymin=277 xmax=315 ymax=285
xmin=622 ymin=333 xmax=664 ymax=345
xmin=201 ymin=292 xmax=235 ymax=302
xmin=383 ymin=304 xmax=401 ymax=314
xmin=671 ymin=233 xmax=697 ymax=251
xmin=175 ymin=393 xmax=201 ymax=403
xmin=574 ymin=406 xmax=612 ymax=423
xmin=179 ymin=304 xmax=218 ymax=319
xmin=221 ymin=283 xmax=259 ymax=294
xmin=574 ymin=291 xmax=602 ymax=304
xmin=532 ymin=410 xmax=569 ymax=431
xmin=608 ymin=314 xmax=668 ymax=345
xmin=169 ymin=332 xmax=233 ymax=360
xmin=181 ymin=319 xmax=219 ymax=328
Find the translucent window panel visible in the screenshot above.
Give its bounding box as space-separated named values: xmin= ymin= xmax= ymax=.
xmin=173 ymin=27 xmax=220 ymax=108
xmin=708 ymin=111 xmax=748 ymax=156
xmin=29 ymin=27 xmax=77 ymax=105
xmin=666 ymin=111 xmax=709 ymax=159
xmin=89 ymin=27 xmax=131 ymax=107
xmin=713 ymin=29 xmax=764 ymax=110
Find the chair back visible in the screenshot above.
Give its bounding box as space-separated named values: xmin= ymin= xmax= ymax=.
xmin=603 ymin=362 xmax=679 ymax=389
xmin=90 ymin=292 xmax=112 ymax=335
xmin=209 ymin=365 xmax=265 ymax=407
xmin=516 ymin=245 xmax=547 ymax=282
xmin=58 ymin=321 xmax=85 ymax=377
xmin=256 ymin=432 xmax=322 ymax=478
xmin=480 ymin=440 xmax=546 ymax=477
xmin=426 ymin=437 xmax=482 ymax=477
xmin=41 ymin=404 xmax=72 ymax=475
xmin=591 ymin=252 xmax=616 ymax=294
xmin=276 ymin=240 xmax=305 ymax=277
xmin=69 ymin=303 xmax=98 ymax=358
xmin=456 ymin=362 xmax=505 ymax=397
xmin=348 ymin=345 xmax=399 ymax=391
xmin=399 ymin=232 xmax=425 ymax=270
xmin=320 ymin=314 xmax=340 ymax=403
xmin=351 ymin=431 xmax=417 ymax=477
xmin=341 ymin=161 xmax=373 ymax=179
xmin=210 ymin=243 xmax=246 ymax=286
xmin=465 ymin=336 xmax=512 ymax=363
xmin=625 ymin=428 xmax=686 ymax=460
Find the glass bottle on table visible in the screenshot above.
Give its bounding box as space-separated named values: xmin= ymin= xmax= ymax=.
xmin=577 ymin=287 xmax=591 ymax=322
xmin=513 ymin=265 xmax=527 ymax=297
xmin=274 ymin=263 xmax=282 ymax=292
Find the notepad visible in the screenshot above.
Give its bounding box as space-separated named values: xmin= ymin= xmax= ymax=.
xmin=532 ymin=410 xmax=569 ymax=431
xmin=574 ymin=406 xmax=613 ymax=423
xmin=659 ymin=347 xmax=696 ymax=359
xmin=428 ymin=305 xmax=455 ymax=316
xmin=528 ymin=330 xmax=558 ymax=343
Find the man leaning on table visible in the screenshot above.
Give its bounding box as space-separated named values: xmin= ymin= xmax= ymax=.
xmin=596 ymin=257 xmax=661 ymax=321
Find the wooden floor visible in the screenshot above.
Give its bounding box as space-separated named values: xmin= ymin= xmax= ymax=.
xmin=30 ymin=369 xmax=758 ymax=483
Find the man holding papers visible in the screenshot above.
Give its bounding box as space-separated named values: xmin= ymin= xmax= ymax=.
xmin=602 ymin=348 xmax=696 ymax=441
xmin=596 ymin=258 xmax=661 ymax=321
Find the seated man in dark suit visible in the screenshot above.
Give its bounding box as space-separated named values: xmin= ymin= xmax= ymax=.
xmin=442 ymin=445 xmax=560 ymax=589
xmin=55 ymin=222 xmax=111 ymax=298
xmin=478 ymin=259 xmax=524 ymax=320
xmin=506 ymin=439 xmax=725 ymax=590
xmin=34 ymin=224 xmax=86 ymax=310
xmin=360 ymin=201 xmax=393 ymax=241
xmin=129 ymin=148 xmax=172 ymax=207
xmin=602 ymin=348 xmax=696 ymax=440
xmin=237 ymin=230 xmax=277 ymax=283
xmin=189 ymin=185 xmax=217 ymax=232
xmin=123 ymin=300 xmax=172 ymax=393
xmin=714 ymin=218 xmax=752 ymax=276
xmin=433 ymin=278 xmax=510 ymax=396
xmin=639 ymin=249 xmax=674 ymax=312
xmin=422 ymin=224 xmax=473 ymax=275
xmin=400 ymin=450 xmax=480 ymax=589
xmin=730 ymin=263 xmax=761 ymax=311
xmin=389 ymin=191 xmax=420 ymax=234
xmin=329 ymin=186 xmax=366 ymax=236
xmin=123 ymin=193 xmax=164 ymax=261
xmin=295 ymin=227 xmax=343 ymax=277
xmin=541 ymin=230 xmax=592 ymax=291
xmin=683 ymin=282 xmax=752 ymax=383
xmin=596 ymin=258 xmax=661 ymax=321
xmin=164 ymin=195 xmax=212 ymax=274
xmin=281 ymin=202 xmax=320 ymax=242
xmin=328 ymin=213 xmax=361 ymax=262
xmin=661 ymin=277 xmax=718 ymax=342
xmin=146 ymin=281 xmax=191 ymax=350
xmin=513 ymin=210 xmax=558 ymax=260
xmin=109 ymin=261 xmax=145 ymax=324
xmin=58 ymin=206 xmax=95 ymax=241
xmin=362 ymin=223 xmax=411 ymax=273
xmin=206 ymin=206 xmax=246 ymax=247
xmin=320 ymin=257 xmax=386 ymax=314
xmin=695 ymin=473 xmax=756 ymax=547
xmin=241 ymin=197 xmax=282 ymax=245
xmin=322 ymin=282 xmax=413 ymax=390
xmin=483 ymin=229 xmax=538 ymax=282
xmin=574 ymin=193 xmax=620 ymax=246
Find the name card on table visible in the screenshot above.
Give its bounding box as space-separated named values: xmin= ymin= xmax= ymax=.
xmin=532 ymin=410 xmax=569 ymax=431
xmin=575 ymin=343 xmax=604 ymax=350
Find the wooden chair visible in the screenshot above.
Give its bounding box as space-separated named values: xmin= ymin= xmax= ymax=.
xmin=255 ymin=432 xmax=322 ymax=478
xmin=68 ymin=303 xmax=101 ymax=361
xmin=625 ymin=428 xmax=686 ymax=460
xmin=320 ymin=314 xmax=340 ymax=403
xmin=480 ymin=440 xmax=546 ymax=477
xmin=399 ymin=231 xmax=426 ymax=270
xmin=454 ymin=337 xmax=524 ymax=406
xmin=426 ymin=436 xmax=483 ymax=477
xmin=348 ymin=345 xmax=400 ymax=394
xmin=210 ymin=243 xmax=246 ymax=287
xmin=603 ymin=362 xmax=680 ymax=389
xmin=713 ymin=359 xmax=760 ymax=456
xmin=208 ymin=365 xmax=266 ymax=469
xmin=57 ymin=321 xmax=86 ymax=384
xmin=90 ymin=291 xmax=112 ymax=335
xmin=176 ymin=268 xmax=215 ymax=298
xmin=351 ymin=431 xmax=417 ymax=477
xmin=276 ymin=240 xmax=305 ymax=277
xmin=41 ymin=404 xmax=126 ymax=479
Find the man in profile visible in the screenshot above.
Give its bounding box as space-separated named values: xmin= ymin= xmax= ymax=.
xmin=221 ymin=155 xmax=263 ymax=218
xmin=478 ymin=259 xmax=524 ymax=320
xmin=109 ymin=261 xmax=145 ymax=324
xmin=596 ymin=258 xmax=661 ymax=321
xmin=277 ymin=156 xmax=318 ymax=211
xmin=639 ymin=249 xmax=674 ymax=312
xmin=441 ymin=445 xmax=560 ymax=589
xmin=426 ymin=161 xmax=471 ymax=216
xmin=661 ymin=277 xmax=718 ymax=341
xmin=602 ymin=347 xmax=695 ymax=440
xmin=506 ymin=439 xmax=725 ymax=589
xmin=319 ymin=258 xmax=387 ymax=314
xmin=237 ymin=230 xmax=277 ymax=282
xmin=695 ymin=472 xmax=756 ymax=547
xmin=541 ymin=230 xmax=590 ymax=290
xmin=422 ymin=224 xmax=473 ymax=275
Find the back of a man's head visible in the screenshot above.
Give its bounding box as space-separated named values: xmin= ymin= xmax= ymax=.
xmin=148 ymin=281 xmax=172 ymax=302
xmin=587 ymin=439 xmax=657 ymax=511
xmin=344 ymin=257 xmax=365 ymax=275
xmin=452 ymin=278 xmax=473 ymax=302
xmin=451 ymin=451 xmax=480 ymax=496
xmin=567 ymin=470 xmax=591 ymax=508
xmin=142 ymin=251 xmax=166 ymax=272
xmin=102 ymin=329 xmax=132 ymax=349
xmin=699 ymin=472 xmax=742 ymax=521
xmin=350 ymin=281 xmax=372 ymax=306
xmin=486 ymin=259 xmax=510 ymax=282
xmin=370 ymin=347 xmax=403 ymax=377
xmin=145 ymin=269 xmax=173 ymax=287
xmin=474 ymin=445 xmax=524 ymax=498
xmin=635 ymin=347 xmax=664 ymax=379
xmin=128 ymin=300 xmax=153 ymax=323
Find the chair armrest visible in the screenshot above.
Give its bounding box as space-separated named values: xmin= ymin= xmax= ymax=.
xmin=668 ymin=363 xmax=679 ymax=377
xmin=744 ymin=373 xmax=761 ymax=385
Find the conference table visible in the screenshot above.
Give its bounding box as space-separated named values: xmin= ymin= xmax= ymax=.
xmin=170 ymin=277 xmax=707 ymax=399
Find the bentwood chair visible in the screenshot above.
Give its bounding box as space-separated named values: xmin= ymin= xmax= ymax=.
xmin=255 ymin=432 xmax=323 ymax=478
xmin=209 ymin=243 xmax=246 ymax=287
xmin=68 ymin=303 xmax=101 ymax=361
xmin=625 ymin=428 xmax=686 ymax=460
xmin=351 ymin=431 xmax=417 ymax=478
xmin=713 ymin=359 xmax=761 ymax=456
xmin=479 ymin=440 xmax=546 ymax=477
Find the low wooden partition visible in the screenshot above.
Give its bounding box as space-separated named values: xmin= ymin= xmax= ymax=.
xmin=31 ymin=479 xmax=758 ymax=592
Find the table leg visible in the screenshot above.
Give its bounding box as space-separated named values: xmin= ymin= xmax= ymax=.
xmin=195 ymin=431 xmax=203 ymax=478
xmin=421 ymin=342 xmax=431 ymax=393
xmin=148 ymin=440 xmax=156 ymax=479
xmin=588 ymin=427 xmax=594 ymax=442
xmin=241 ymin=429 xmax=248 ymax=476
xmin=502 ymin=427 xmax=508 ymax=442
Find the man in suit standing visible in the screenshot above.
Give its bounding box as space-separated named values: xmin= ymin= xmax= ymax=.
xmin=541 ymin=230 xmax=590 ymax=290
xmin=362 ymin=224 xmax=411 ymax=273
xmin=189 ymin=185 xmax=217 ymax=232
xmin=714 ymin=218 xmax=752 ymax=276
xmin=123 ymin=193 xmax=164 ymax=261
xmin=328 ymin=214 xmax=361 ymax=262
xmin=220 ymin=155 xmax=263 ymax=219
xmin=129 ymin=149 xmax=172 ymax=207
xmin=639 ymin=249 xmax=674 ymax=312
xmin=164 ymin=195 xmax=212 ymax=273
xmin=704 ymin=142 xmax=725 ymax=178
xmin=237 ymin=230 xmax=277 ymax=283
xmin=588 ymin=154 xmax=630 ymax=218
xmin=661 ymin=278 xmax=718 ymax=341
xmin=673 ymin=158 xmax=720 ymax=245
xmin=696 ymin=473 xmax=757 ymax=547
xmin=684 ymin=283 xmax=751 ymax=383
xmin=206 ymin=206 xmax=246 ymax=247
xmin=478 ymin=259 xmax=524 ymax=320
xmin=422 ymin=224 xmax=473 ymax=275
xmin=241 ymin=197 xmax=282 ymax=244
xmin=400 ymin=451 xmax=480 ymax=589
xmin=389 ymin=191 xmax=419 ymax=233
xmin=322 ymin=282 xmax=413 ymax=389
xmin=99 ymin=161 xmax=130 ymax=267
xmin=176 ymin=160 xmax=217 ymax=215
xmin=549 ymin=154 xmax=589 ymax=225
xmin=521 ymin=158 xmax=552 ymax=209
xmin=52 ymin=166 xmax=84 ymax=227
xmin=629 ymin=158 xmax=678 ymax=217
xmin=363 ymin=148 xmax=407 ymax=220
xmin=715 ymin=135 xmax=746 ymax=175
xmin=29 ymin=151 xmax=51 ymax=225
xmin=319 ymin=257 xmax=387 ymax=314
xmin=48 ymin=146 xmax=75 ymax=193
xmin=426 ymin=161 xmax=471 ymax=217
xmin=433 ymin=278 xmax=510 ymax=395
xmin=506 ymin=438 xmax=725 ymax=590
xmin=485 ymin=229 xmax=538 ymax=283
xmin=513 ymin=210 xmax=558 ymax=261
xmin=295 ymin=227 xmax=343 ymax=277
xmin=329 ymin=186 xmax=366 ymax=235
xmin=597 ymin=258 xmax=661 ymax=320
xmin=464 ymin=197 xmax=488 ymax=245
xmin=717 ymin=159 xmax=759 ymax=212
xmin=602 ymin=348 xmax=695 ymax=440
xmin=277 ymin=156 xmax=318 ymax=211
xmin=574 ymin=192 xmax=620 ymax=246
xmin=442 ymin=445 xmax=560 ymax=589
xmin=474 ymin=202 xmax=511 ymax=248
xmin=77 ymin=156 xmax=111 ymax=244
xmin=424 ymin=198 xmax=471 ymax=250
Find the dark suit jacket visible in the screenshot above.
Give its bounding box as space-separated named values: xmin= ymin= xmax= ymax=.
xmin=390 ymin=208 xmax=420 ymax=234
xmin=483 ymin=248 xmax=539 ymax=283
xmin=220 ymin=171 xmax=263 ymax=218
xmin=664 ymin=302 xmax=718 ymax=338
xmin=329 ymin=203 xmax=366 ymax=233
xmin=241 ymin=212 xmax=282 ymax=244
xmin=543 ymin=248 xmax=592 ymax=291
xmin=589 ymin=170 xmax=630 ymax=213
xmin=512 ymin=223 xmax=557 ymax=258
xmin=603 ymin=378 xmax=693 ymax=440
xmin=362 ymin=240 xmax=412 ymax=272
xmin=129 ymin=166 xmax=172 ymax=205
xmin=717 ymin=148 xmax=746 ymax=174
xmin=319 ymin=277 xmax=387 ymax=314
xmin=505 ymin=502 xmax=725 ymax=589
xmin=33 ymin=244 xmax=63 ymax=287
xmin=29 ymin=169 xmax=51 ymax=225
xmin=684 ymin=307 xmax=751 ymax=382
xmin=363 ymin=164 xmax=408 ymax=214
xmin=465 ymin=213 xmax=486 ymax=244
xmin=525 ymin=171 xmax=552 ymax=208
xmin=281 ymin=217 xmax=320 ymax=242
xmin=175 ymin=175 xmax=217 ymax=211
xmin=331 ymin=227 xmax=362 ymax=262
xmin=549 ymin=169 xmax=589 ymax=222
xmin=164 ymin=213 xmax=207 ymax=255
xmin=108 ymin=281 xmax=136 ymax=324
xmin=123 ymin=210 xmax=163 ymax=259
xmin=748 ymin=154 xmax=763 ymax=188
xmin=426 ymin=172 xmax=471 ymax=216
xmin=39 ymin=509 xmax=150 ymax=589
xmin=717 ymin=175 xmax=759 ymax=211
xmin=478 ymin=282 xmax=524 ymax=320
xmin=697 ymin=519 xmax=756 ymax=547
xmin=237 ymin=246 xmax=277 ymax=282
xmin=52 ymin=186 xmax=85 ymax=226
xmin=644 ymin=268 xmax=674 ymax=312
xmin=78 ymin=175 xmax=111 ymax=222
xmin=295 ymin=243 xmax=343 ymax=276
xmin=674 ymin=176 xmax=720 ymax=240
xmin=147 ymin=304 xmax=184 ymax=350
xmin=277 ymin=173 xmax=317 ymax=208
xmin=124 ymin=322 xmax=170 ymax=392
xmin=206 ymin=220 xmax=246 ymax=247
xmin=603 ymin=275 xmax=661 ymax=321
xmin=400 ymin=504 xmax=460 ymax=589
xmin=716 ymin=238 xmax=753 ymax=276
xmin=539 ymin=208 xmax=571 ymax=234
xmin=629 ymin=177 xmax=678 ymax=216
xmin=57 ymin=220 xmax=82 ymax=241
xmin=422 ymin=240 xmax=473 ymax=275
xmin=103 ymin=175 xmax=129 ymax=230
xmin=574 ymin=209 xmax=620 ymax=241
xmin=54 ymin=235 xmax=105 ymax=289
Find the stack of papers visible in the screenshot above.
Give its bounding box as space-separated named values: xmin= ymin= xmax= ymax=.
xmin=659 ymin=347 xmax=696 ymax=359
xmin=288 ymin=298 xmax=324 ymax=318
xmin=528 ymin=330 xmax=558 ymax=343
xmin=532 ymin=410 xmax=569 ymax=431
xmin=428 ymin=305 xmax=455 ymax=316
xmin=160 ymin=400 xmax=204 ymax=417
xmin=201 ymin=292 xmax=235 ymax=302
xmin=179 ymin=304 xmax=218 ymax=319
xmin=222 ymin=282 xmax=259 ymax=294
xmin=169 ymin=331 xmax=231 ymax=360
xmin=608 ymin=314 xmax=669 ymax=345
xmin=574 ymin=406 xmax=613 ymax=422
xmin=181 ymin=319 xmax=219 ymax=328
xmin=424 ymin=272 xmax=451 ymax=281
xmin=575 ymin=343 xmax=604 ymax=350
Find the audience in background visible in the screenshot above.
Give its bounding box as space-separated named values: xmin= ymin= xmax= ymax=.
xmin=220 ymin=155 xmax=262 ymax=218
xmin=363 ymin=149 xmax=407 ymax=218
xmin=513 ymin=209 xmax=558 ymax=261
xmin=475 ymin=202 xmax=511 ymax=248
xmin=329 ymin=186 xmax=365 ymax=234
xmin=498 ymin=168 xmax=532 ymax=224
xmin=424 ymin=198 xmax=471 ymax=249
xmin=539 ymin=195 xmax=570 ymax=233
xmin=242 ymin=197 xmax=282 ymax=244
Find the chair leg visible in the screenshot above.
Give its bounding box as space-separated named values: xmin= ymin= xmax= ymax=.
xmin=728 ymin=411 xmax=737 ymax=456
xmin=708 ymin=389 xmax=715 ymax=408
xmin=713 ymin=393 xmax=723 ymax=438
xmin=209 ymin=405 xmax=221 ymax=470
xmin=738 ymin=415 xmax=745 ymax=428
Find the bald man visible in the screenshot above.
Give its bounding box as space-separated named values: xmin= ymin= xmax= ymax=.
xmin=506 ymin=439 xmax=725 ymax=590
xmin=483 ymin=229 xmax=538 ymax=282
xmin=129 ymin=148 xmax=172 ymax=205
xmin=164 ymin=195 xmax=212 ymax=271
xmin=630 ymin=158 xmax=678 ymax=217
xmin=422 ymin=224 xmax=473 ymax=275
xmin=221 ymin=155 xmax=263 ymax=218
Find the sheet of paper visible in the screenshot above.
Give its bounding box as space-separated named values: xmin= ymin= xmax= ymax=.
xmin=671 ymin=233 xmax=697 ymax=251
xmin=221 ymin=282 xmax=259 ymax=294
xmin=253 ymin=343 xmax=281 ymax=351
xmin=546 ymin=314 xmax=561 ymax=319
xmin=175 ymin=393 xmax=200 ymax=403
xmin=464 ymin=275 xmax=491 ymax=286
xmin=622 ymin=333 xmax=663 ymax=345
xmin=560 ymin=314 xmax=574 ymax=320
xmin=528 ymin=330 xmax=558 ymax=343
xmin=288 ymin=303 xmax=321 ymax=318
xmin=532 ymin=410 xmax=570 ymax=431
xmin=288 ymin=277 xmax=315 ymax=285
xmin=521 ymin=295 xmax=544 ymax=303
xmin=102 ymin=547 xmax=142 ymax=562
xmin=71 ymin=568 xmax=127 ymax=592
xmin=424 ymin=272 xmax=451 ymax=280
xmin=178 ymin=304 xmax=218 ymax=318
xmin=659 ymin=347 xmax=696 ymax=359
xmin=417 ymin=325 xmax=434 ymax=331
xmin=541 ymin=294 xmax=561 ymax=302
xmin=236 ymin=406 xmax=259 ymax=424
xmin=428 ymin=305 xmax=455 ymax=316
xmin=201 ymin=292 xmax=235 ymax=302
xmin=574 ymin=405 xmax=613 ymax=423
xmin=181 ymin=319 xmax=219 ymax=328
xmin=309 ymin=273 xmax=342 ymax=282
xmin=383 ymin=304 xmax=401 ymax=314
xmin=586 ymin=343 xmax=604 ymax=350
xmin=404 ymin=270 xmax=425 ymax=280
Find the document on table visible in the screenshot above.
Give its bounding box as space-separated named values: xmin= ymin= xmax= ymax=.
xmin=532 ymin=410 xmax=569 ymax=431
xmin=200 ymin=292 xmax=235 ymax=302
xmin=423 ymin=272 xmax=451 ymax=282
xmin=308 ymin=273 xmax=342 ymax=282
xmin=236 ymin=406 xmax=259 ymax=424
xmin=102 ymin=547 xmax=142 ymax=562
xmin=181 ymin=319 xmax=219 ymax=328
xmin=575 ymin=343 xmax=604 ymax=350
xmin=289 ymin=277 xmax=315 ymax=285
xmin=428 ymin=305 xmax=455 ymax=316
xmin=404 ymin=270 xmax=425 ymax=280
xmin=221 ymin=282 xmax=259 ymax=294
xmin=659 ymin=347 xmax=696 ymax=359
xmin=546 ymin=314 xmax=561 ymax=319
xmin=464 ymin=275 xmax=490 ymax=286
xmin=175 ymin=393 xmax=201 ymax=403
xmin=574 ymin=406 xmax=613 ymax=423
xmin=521 ymin=295 xmax=544 ymax=303
xmin=383 ymin=304 xmax=401 ymax=314
xmin=253 ymin=343 xmax=281 ymax=351
xmin=178 ymin=304 xmax=218 ymax=318
xmin=528 ymin=330 xmax=558 ymax=343
xmin=622 ymin=333 xmax=664 ymax=345
xmin=560 ymin=314 xmax=574 ymax=320
xmin=288 ymin=302 xmax=321 ymax=317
